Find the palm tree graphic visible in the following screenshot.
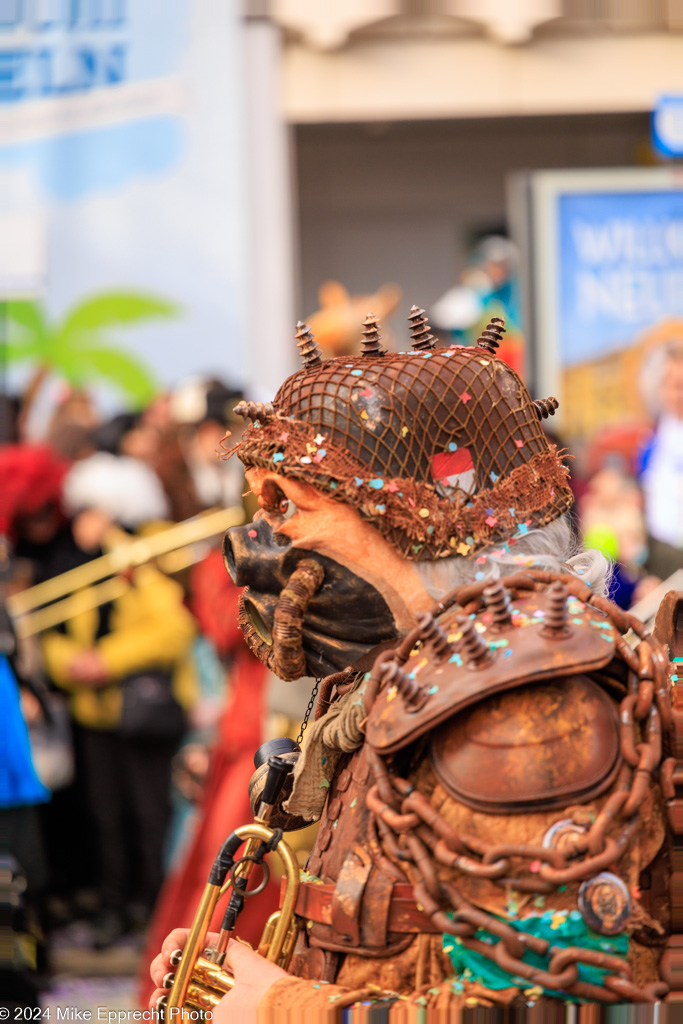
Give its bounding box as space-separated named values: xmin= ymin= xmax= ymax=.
xmin=3 ymin=291 xmax=178 ymax=409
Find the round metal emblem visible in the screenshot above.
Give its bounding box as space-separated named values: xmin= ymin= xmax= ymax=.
xmin=578 ymin=872 xmax=632 ymax=935
xmin=542 ymin=819 xmax=589 ymax=854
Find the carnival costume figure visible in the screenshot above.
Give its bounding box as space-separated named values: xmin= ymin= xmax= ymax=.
xmin=150 ymin=312 xmax=679 ymax=1015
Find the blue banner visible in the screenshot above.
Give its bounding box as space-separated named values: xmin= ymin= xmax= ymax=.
xmin=1 ymin=0 xmax=248 ymax=408
xmin=558 ymin=190 xmax=683 ymax=367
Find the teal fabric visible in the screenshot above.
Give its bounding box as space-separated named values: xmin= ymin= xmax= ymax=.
xmin=442 ymin=909 xmax=628 ymax=1003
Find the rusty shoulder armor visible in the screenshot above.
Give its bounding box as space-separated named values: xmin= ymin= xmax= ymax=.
xmin=295 ymin=571 xmax=676 ymax=1004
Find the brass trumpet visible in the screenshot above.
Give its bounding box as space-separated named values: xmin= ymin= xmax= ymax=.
xmin=7 ymin=506 xmax=244 ymax=638
xmin=158 ymin=751 xmax=301 ymax=1015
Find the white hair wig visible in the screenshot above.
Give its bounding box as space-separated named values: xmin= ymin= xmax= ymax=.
xmin=63 ymin=453 xmax=170 ymax=529
xmin=414 ymin=514 xmax=612 ymax=601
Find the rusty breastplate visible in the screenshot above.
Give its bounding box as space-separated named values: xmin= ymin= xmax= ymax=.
xmin=430 ymin=675 xmax=621 ymax=814
xmin=295 ymin=676 xmax=667 ymax=974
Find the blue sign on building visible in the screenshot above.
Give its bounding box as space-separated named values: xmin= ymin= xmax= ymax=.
xmin=652 ymin=95 xmax=683 ymax=158
xmin=558 ymin=189 xmax=683 ymax=366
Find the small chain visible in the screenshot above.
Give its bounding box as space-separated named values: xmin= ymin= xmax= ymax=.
xmin=296 ymin=677 xmax=321 ymax=746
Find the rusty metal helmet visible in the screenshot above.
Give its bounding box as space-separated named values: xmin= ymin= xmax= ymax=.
xmin=225 ymin=310 xmax=571 ymax=561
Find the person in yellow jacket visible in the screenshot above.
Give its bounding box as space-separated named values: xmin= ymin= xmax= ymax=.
xmin=42 ymin=452 xmax=197 ymax=949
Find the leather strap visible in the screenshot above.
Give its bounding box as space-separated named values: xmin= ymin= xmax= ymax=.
xmin=290 ymin=878 xmax=441 ymax=934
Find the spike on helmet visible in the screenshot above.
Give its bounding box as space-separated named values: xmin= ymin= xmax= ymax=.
xmin=224 ymin=313 xmax=572 ymax=561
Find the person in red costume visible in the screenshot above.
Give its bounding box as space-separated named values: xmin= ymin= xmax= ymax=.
xmin=137 ymin=549 xmax=276 ymax=1007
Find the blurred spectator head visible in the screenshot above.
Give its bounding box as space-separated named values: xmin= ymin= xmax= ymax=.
xmin=62 ymin=452 xmax=170 ymax=548
xmin=168 ymin=377 xmax=246 ymax=511
xmin=467 ymin=234 xmax=518 ymax=290
xmin=170 ymin=377 xmax=243 ymax=432
xmin=640 ymin=336 xmax=683 ymax=422
xmin=93 ymin=412 xmax=160 ymax=464
xmin=46 ymin=388 xmax=100 ymax=458
xmin=171 ymin=376 xmax=244 ymax=461
xmin=0 ymin=444 xmax=70 ymax=544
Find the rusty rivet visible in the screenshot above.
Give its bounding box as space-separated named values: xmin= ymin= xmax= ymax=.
xmin=541 ymin=580 xmax=572 ymax=639
xmin=296 ymin=320 xmax=322 ymax=369
xmin=476 ymin=316 xmax=505 ymax=355
xmin=381 ymin=660 xmax=428 ymax=711
xmin=360 ymin=312 xmax=386 ymax=357
xmin=457 ymin=616 xmax=492 ymax=669
xmin=483 ymin=580 xmax=513 ymax=630
xmin=533 ymin=396 xmax=559 ymax=420
xmin=408 ymin=305 xmax=436 ymax=352
xmin=417 ymin=612 xmax=452 ymax=660
xmin=233 ymin=400 xmax=275 ymax=422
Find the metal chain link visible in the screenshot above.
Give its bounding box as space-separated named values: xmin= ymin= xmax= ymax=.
xmin=296 ymin=677 xmax=322 ymax=746
xmin=362 ymin=571 xmax=673 ymax=1004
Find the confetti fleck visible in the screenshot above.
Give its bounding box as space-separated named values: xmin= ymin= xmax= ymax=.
xmin=514 ymin=439 xmax=524 ymax=447
xmin=427 ymin=685 xmax=439 ymax=695
xmin=248 ymin=529 xmax=257 ymax=538
xmin=490 ymin=471 xmax=498 ymax=482
xmin=375 ymin=504 xmax=386 ymax=514
xmin=479 ymin=359 xmax=490 ymax=366
xmin=351 ymin=369 xmax=363 ymax=376
xmin=313 ymin=449 xmax=326 ymax=462
xmin=279 ymin=431 xmax=289 ymax=442
xmin=448 ymin=441 xmax=458 ymax=452
xmin=386 ymin=685 xmax=398 ymax=702
xmin=401 ymin=425 xmax=409 ymax=437
xmin=475 ymin=571 xmax=485 ymax=581
xmin=314 ymin=434 xmax=325 ymax=444
xmin=354 ymin=476 xmax=363 ymax=486
xmin=419 ymin=508 xmax=430 ymax=518
xmin=300 ymin=456 xmax=312 ymax=464
xmin=460 ymin=391 xmax=472 ymax=403
xmin=272 ymin=452 xmax=284 ymax=462
xmin=485 ymin=515 xmax=498 ymax=527
xmin=387 ymin=481 xmax=399 ymax=492
xmin=369 ymin=478 xmax=384 ymax=489
xmin=360 ymin=409 xmax=369 ymax=419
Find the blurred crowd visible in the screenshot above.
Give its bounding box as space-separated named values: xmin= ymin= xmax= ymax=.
xmin=1 ymin=377 xmax=271 ymax=1006
xmin=2 ymin=328 xmax=682 ymax=1008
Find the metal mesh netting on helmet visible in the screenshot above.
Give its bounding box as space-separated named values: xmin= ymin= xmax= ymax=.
xmin=226 ymin=340 xmax=572 ymax=561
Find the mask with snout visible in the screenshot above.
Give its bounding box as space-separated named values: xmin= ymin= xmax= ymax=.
xmin=224 ymin=470 xmax=438 ymax=680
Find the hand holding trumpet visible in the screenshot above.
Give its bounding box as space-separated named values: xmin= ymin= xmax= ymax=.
xmin=149 ymin=929 xmax=286 ymax=1018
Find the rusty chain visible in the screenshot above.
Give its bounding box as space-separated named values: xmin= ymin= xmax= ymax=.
xmin=360 ymin=571 xmax=674 ymax=1004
